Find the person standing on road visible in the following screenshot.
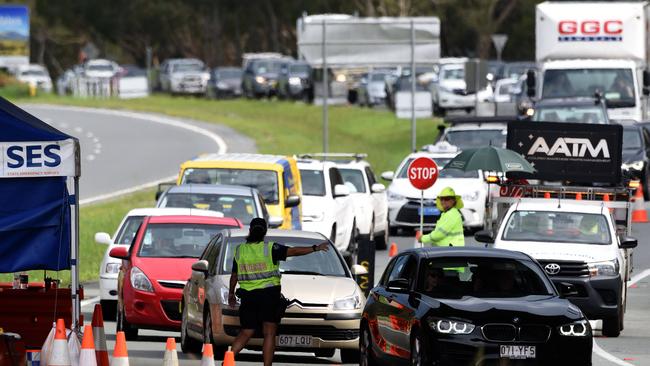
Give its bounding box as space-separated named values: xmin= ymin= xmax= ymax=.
xmin=228 ymin=218 xmax=328 ymax=366
xmin=417 ymin=187 xmax=465 ymax=247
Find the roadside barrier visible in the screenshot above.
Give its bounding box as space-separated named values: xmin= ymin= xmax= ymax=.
xmin=91 ymin=304 xmax=109 ymax=366
xmin=200 ymin=344 xmax=215 ymax=366
xmin=223 ymin=347 xmax=235 ymax=366
xmin=79 ymin=325 xmax=96 ymax=366
xmin=632 ymin=186 xmax=648 ymax=223
xmin=112 ymin=332 xmax=129 ymax=366
xmin=388 ymin=242 xmax=398 ymax=257
xmin=49 ymin=319 xmax=71 ymax=366
xmin=162 ymin=338 xmax=179 ymax=366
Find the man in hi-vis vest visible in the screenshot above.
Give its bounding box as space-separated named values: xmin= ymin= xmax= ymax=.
xmin=228 ymin=218 xmax=328 ymax=366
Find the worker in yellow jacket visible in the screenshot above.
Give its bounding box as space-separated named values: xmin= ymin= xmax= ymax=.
xmin=417 ymin=187 xmax=465 ymax=247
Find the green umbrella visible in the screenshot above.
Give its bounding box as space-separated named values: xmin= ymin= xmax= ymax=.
xmin=443 ymin=146 xmax=536 ymax=173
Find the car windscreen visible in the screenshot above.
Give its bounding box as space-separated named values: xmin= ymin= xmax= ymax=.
xmin=502 ymin=211 xmax=611 ymax=245
xmin=159 ymin=192 xmax=258 ymax=224
xmin=370 ymin=73 xmax=386 ymax=82
xmin=138 ymin=223 xmax=232 ymax=258
xmin=441 ymin=67 xmax=464 ymax=80
xmin=181 ymin=168 xmax=280 ymax=204
xmin=114 ymin=216 xmax=144 ymax=245
xmin=289 ymin=64 xmax=310 ymax=74
xmin=417 ymin=257 xmax=555 ymax=299
xmin=532 ymin=105 xmax=607 ymax=124
xmin=299 ymin=169 xmax=326 ymax=196
xmin=444 ymin=129 xmax=507 ymax=150
xmin=221 ymin=236 xmax=348 ymax=277
xmin=339 ymin=168 xmax=366 ymax=193
xmin=87 ymin=64 xmax=114 ymax=72
xmin=623 ymin=128 xmax=643 ymax=149
xmin=22 ymin=70 xmax=47 ymax=76
xmin=542 ymin=68 xmax=635 ymax=108
xmin=174 ymin=63 xmax=203 ymax=72
xmin=255 ymin=60 xmax=283 ymax=74
xmin=217 ymin=69 xmax=242 ymax=78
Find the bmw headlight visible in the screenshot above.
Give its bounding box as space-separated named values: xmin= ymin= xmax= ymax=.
xmin=462 ymin=191 xmax=480 ymax=202
xmin=622 ymin=161 xmax=644 ymax=171
xmin=255 ymin=76 xmax=266 ymax=84
xmin=558 ymin=320 xmax=590 ymax=337
xmin=333 ymin=292 xmax=362 ymax=310
xmin=588 ymin=260 xmax=619 ymax=277
xmin=105 ymin=263 xmax=121 ymax=274
xmin=289 ymin=77 xmax=301 ymax=85
xmin=130 ymin=267 xmax=154 ymax=292
xmin=387 ymin=191 xmax=406 ymax=202
xmin=428 ymin=318 xmax=475 ymax=335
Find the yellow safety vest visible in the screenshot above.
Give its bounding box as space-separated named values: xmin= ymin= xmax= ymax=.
xmin=235 ymin=242 xmax=281 ymax=291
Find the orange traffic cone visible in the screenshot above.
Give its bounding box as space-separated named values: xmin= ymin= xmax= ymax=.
xmin=79 ymin=325 xmax=97 ymax=366
xmin=200 ymin=344 xmax=215 ymax=366
xmin=388 ymin=242 xmax=398 ymax=257
xmin=543 ymin=192 xmax=551 ymax=199
xmin=575 ymin=192 xmax=582 ymax=200
xmin=112 ymin=331 xmax=129 ymax=366
xmin=223 ymin=347 xmax=235 ymax=366
xmin=91 ymin=304 xmax=109 ymax=366
xmin=162 ymin=338 xmax=179 ymax=366
xmin=632 ymin=185 xmax=649 ymax=223
xmin=48 ymin=319 xmax=71 ymax=366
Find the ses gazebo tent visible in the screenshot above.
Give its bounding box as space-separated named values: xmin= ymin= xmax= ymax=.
xmin=0 ymin=97 xmax=81 ymax=333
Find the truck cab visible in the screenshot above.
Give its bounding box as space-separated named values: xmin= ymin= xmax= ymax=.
xmin=476 ymin=186 xmax=637 ymax=337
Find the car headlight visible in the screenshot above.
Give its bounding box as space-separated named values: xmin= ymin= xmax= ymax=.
xmin=105 ymin=263 xmax=121 ymax=274
xmin=130 ymin=266 xmax=154 ymax=292
xmin=387 ymin=191 xmax=406 ymax=202
xmin=202 ymin=73 xmax=210 ymax=82
xmin=622 ymin=161 xmax=644 ymax=171
xmin=303 ymin=212 xmax=325 ymax=222
xmin=428 ymin=318 xmax=475 ymax=335
xmin=335 ymin=74 xmax=346 ymax=83
xmin=588 ymin=260 xmax=619 ymax=277
xmin=289 ymin=77 xmax=301 ymax=85
xmin=462 ymin=191 xmax=481 ymax=201
xmin=333 ymin=293 xmax=362 ymax=310
xmin=558 ymin=320 xmax=590 ymax=337
xmin=255 ymin=76 xmax=266 ymax=84
xmin=216 ymin=81 xmax=228 ymax=89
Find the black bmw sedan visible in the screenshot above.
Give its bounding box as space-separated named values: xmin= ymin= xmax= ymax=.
xmin=361 ymin=247 xmax=592 ymax=366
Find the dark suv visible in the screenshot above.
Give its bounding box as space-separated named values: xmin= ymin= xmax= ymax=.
xmin=242 ymin=58 xmax=289 ymax=98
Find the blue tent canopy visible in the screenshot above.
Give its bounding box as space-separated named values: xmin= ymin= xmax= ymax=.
xmin=0 ymin=97 xmax=78 ymax=272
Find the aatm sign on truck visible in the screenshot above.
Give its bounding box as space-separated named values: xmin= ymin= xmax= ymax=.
xmin=1 ymin=140 xmax=75 ymax=177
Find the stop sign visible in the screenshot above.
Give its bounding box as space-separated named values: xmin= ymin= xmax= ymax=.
xmin=408 ymin=157 xmax=439 ymax=190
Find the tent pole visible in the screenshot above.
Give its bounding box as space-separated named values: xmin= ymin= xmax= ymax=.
xmin=72 ymin=176 xmax=80 ymax=332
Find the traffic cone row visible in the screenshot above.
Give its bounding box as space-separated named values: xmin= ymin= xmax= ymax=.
xmin=49 ymin=319 xmax=71 ymax=366
xmin=388 ymin=242 xmax=398 ymax=257
xmin=200 ymin=344 xmax=215 ymax=366
xmin=91 ymin=304 xmax=109 ymax=366
xmin=163 ymin=338 xmax=179 ymax=366
xmin=79 ymin=325 xmax=96 ymax=366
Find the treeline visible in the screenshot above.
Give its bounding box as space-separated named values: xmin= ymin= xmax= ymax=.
xmin=23 ymin=0 xmax=541 ymax=77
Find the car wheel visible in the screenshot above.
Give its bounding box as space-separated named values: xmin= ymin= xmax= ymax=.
xmin=375 ymin=219 xmax=388 ymax=250
xmin=644 ymin=171 xmax=650 ymax=200
xmin=410 ymin=331 xmax=429 ymax=366
xmin=204 ymin=307 xmax=228 ymax=360
xmin=602 ymin=312 xmax=622 ymax=337
xmin=341 ymin=348 xmax=360 ymax=363
xmin=181 ymin=302 xmax=202 ymax=354
xmin=345 ymin=221 xmax=358 ymax=267
xmin=116 ymin=305 xmax=138 ymax=341
xmin=330 ymin=225 xmax=337 ymax=244
xmin=100 ymin=299 xmax=117 ymax=321
xmin=359 ymin=324 xmax=378 ymax=366
xmin=314 ymin=349 xmax=335 ymax=358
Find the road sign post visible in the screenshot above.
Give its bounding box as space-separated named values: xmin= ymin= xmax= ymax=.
xmin=407 ymin=157 xmax=439 ymax=247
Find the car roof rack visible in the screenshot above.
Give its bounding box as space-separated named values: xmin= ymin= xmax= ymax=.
xmin=296 ymin=153 xmax=368 ymax=162
xmin=444 ymin=116 xmax=520 ymax=125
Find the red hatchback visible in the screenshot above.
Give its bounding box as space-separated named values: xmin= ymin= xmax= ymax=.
xmin=110 ymin=214 xmax=241 ymax=339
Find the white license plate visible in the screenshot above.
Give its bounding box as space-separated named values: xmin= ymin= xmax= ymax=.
xmin=500 ymin=345 xmax=536 ymax=359
xmin=276 ymin=335 xmax=313 ymax=347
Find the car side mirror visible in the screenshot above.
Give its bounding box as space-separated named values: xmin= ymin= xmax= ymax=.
xmin=387 ymin=278 xmax=409 ymax=292
xmin=285 ymin=195 xmax=301 ymax=208
xmin=619 ymin=236 xmax=638 ymax=249
xmin=381 ymin=171 xmax=394 ymax=181
xmin=191 ymin=260 xmax=209 ymax=274
xmin=351 ymin=264 xmax=369 ymax=276
xmin=268 ymin=216 xmax=284 ymax=228
xmin=109 ymin=246 xmax=129 ymax=260
xmin=558 ymin=282 xmax=578 ymax=297
xmin=371 ymin=183 xmax=386 ymax=193
xmin=334 ymin=184 xmax=350 ymax=197
xmin=95 ymin=232 xmax=112 ymax=245
xmin=526 ymin=69 xmax=536 ymax=98
xmin=644 ymin=70 xmax=650 ymax=96
xmin=474 ymin=229 xmax=494 ymax=244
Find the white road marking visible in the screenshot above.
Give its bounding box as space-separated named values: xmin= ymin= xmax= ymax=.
xmin=86 ymin=154 xmax=95 ymax=161
xmin=94 ymin=149 xmax=101 ymax=154
xmin=86 ymin=131 xmax=94 ymax=138
xmin=81 ymin=296 xmax=100 ymax=308
xmin=74 ymin=126 xmax=83 ymax=133
xmin=93 ymin=137 xmax=99 ymax=143
xmin=592 ymin=267 xmax=650 ymax=365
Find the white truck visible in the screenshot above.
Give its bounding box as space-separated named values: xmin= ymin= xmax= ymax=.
xmin=533 ymin=1 xmax=650 ymax=121
xmin=475 ymin=185 xmax=637 ymax=337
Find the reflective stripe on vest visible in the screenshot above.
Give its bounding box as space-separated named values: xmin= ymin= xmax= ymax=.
xmin=235 ymin=242 xmax=281 ymax=291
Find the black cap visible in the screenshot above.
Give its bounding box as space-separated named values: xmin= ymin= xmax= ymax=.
xmin=249 ymin=218 xmax=267 ymax=231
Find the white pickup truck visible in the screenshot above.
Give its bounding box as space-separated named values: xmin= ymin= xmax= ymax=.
xmin=475 ymin=187 xmax=637 ymax=337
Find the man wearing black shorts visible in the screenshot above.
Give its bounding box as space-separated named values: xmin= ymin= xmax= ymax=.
xmin=228 ymin=218 xmax=328 ymax=366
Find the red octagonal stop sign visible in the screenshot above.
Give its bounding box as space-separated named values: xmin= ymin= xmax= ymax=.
xmin=408 ymin=157 xmax=439 ymax=190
